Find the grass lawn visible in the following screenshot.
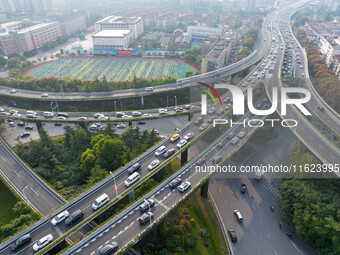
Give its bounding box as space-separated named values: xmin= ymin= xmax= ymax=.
xmin=0 ymin=178 xmax=19 ymax=224
xmin=185 ymin=191 xmax=229 ymax=255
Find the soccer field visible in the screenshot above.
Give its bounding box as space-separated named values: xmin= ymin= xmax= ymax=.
xmin=28 ymin=58 xmax=196 ymax=81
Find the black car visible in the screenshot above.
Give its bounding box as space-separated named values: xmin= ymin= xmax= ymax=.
xmin=65 ymin=210 xmax=84 ymax=225
xmin=240 ymin=183 xmax=247 ymax=193
xmin=169 ymin=177 xmax=182 ymax=189
xmin=196 ymin=158 xmax=206 ymax=166
xmin=54 ymin=122 xmax=62 ymax=126
xmin=228 ymin=228 xmax=237 ymax=242
xmin=163 ymin=148 xmax=175 ymax=159
xmin=99 ymin=242 xmax=118 ymax=255
xmin=25 ymin=125 xmax=33 ymax=130
xmin=139 ymin=199 xmax=155 ymax=213
xmin=128 ymin=163 xmax=141 ymax=175
xmin=137 ymin=121 xmax=146 ymax=125
xmin=17 ymin=121 xmax=25 ymax=127
xmin=11 ymin=234 xmax=31 ymax=251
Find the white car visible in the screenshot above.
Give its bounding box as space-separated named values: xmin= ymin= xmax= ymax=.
xmin=33 ymin=234 xmax=53 ymax=251
xmin=58 ymin=116 xmax=67 ymax=120
xmin=237 ymin=131 xmax=246 ymax=138
xmin=158 ymin=108 xmax=168 ymax=115
xmin=94 ymin=113 xmax=104 ymax=118
xmin=143 ymin=113 xmax=152 ymax=117
xmin=178 ymin=181 xmax=191 ymax=192
xmin=9 ymin=89 xmax=16 ymax=94
xmin=230 ymin=137 xmax=239 ymax=145
xmin=12 ymin=113 xmax=22 ymax=117
xmin=177 ymin=139 xmax=187 ymax=149
xmin=184 ymin=133 xmax=194 ymax=141
xmin=98 ymin=116 xmax=109 ymax=120
xmin=51 ymin=211 xmax=69 ymax=225
xmin=148 ymin=159 xmax=160 ymax=171
xmin=41 ymin=93 xmax=49 ymax=97
xmin=225 ymin=104 xmax=232 ymax=110
xmin=0 ymin=108 xmax=4 ymax=112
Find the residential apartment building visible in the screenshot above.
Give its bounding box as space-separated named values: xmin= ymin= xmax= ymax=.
xmin=187 ymin=26 xmax=221 ymax=41
xmin=54 ymin=14 xmax=86 ymax=36
xmin=319 ymin=36 xmax=340 ymax=67
xmin=94 ymin=16 xmax=143 ymax=39
xmin=0 ymin=21 xmax=61 ymax=55
xmin=0 ymin=0 xmax=52 ymax=13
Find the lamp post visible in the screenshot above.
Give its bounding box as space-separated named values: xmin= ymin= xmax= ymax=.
xmin=114 ymin=101 xmax=117 ymax=112
xmin=174 ymin=96 xmax=177 ymax=106
xmin=17 ymin=82 xmax=21 ymax=93
xmin=60 ymin=84 xmax=65 ymax=98
xmin=109 ymin=171 xmax=119 ymax=198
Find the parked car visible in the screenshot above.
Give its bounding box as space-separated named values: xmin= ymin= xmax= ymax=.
xmin=148 ymin=159 xmax=160 ymax=171
xmin=33 ymin=234 xmax=53 ymax=251
xmin=25 ymin=125 xmax=33 ymax=130
xmin=139 ymin=199 xmax=155 ymax=213
xmin=99 ymin=242 xmax=119 ymax=255
xmin=178 ymin=181 xmax=191 ymax=192
xmin=51 ymin=211 xmax=69 ymax=225
xmin=65 ymin=210 xmax=84 ymax=225
xmin=17 ymin=121 xmax=25 ymax=127
xmin=21 ymin=132 xmax=30 ymax=138
xmin=11 ymin=234 xmax=31 ymax=251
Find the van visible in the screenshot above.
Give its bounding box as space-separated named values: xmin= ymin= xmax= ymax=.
xmin=92 ymin=193 xmax=109 ymax=210
xmin=116 ymin=112 xmax=124 ymax=118
xmin=155 ymin=145 xmax=166 ymax=157
xmin=125 ymin=172 xmax=140 ymax=187
xmin=57 ymin=112 xmax=69 ymax=118
xmin=26 ymin=111 xmax=37 ymax=116
xmin=65 ymin=210 xmax=84 ymax=225
xmin=234 ymin=210 xmax=243 ymax=222
xmin=44 ymin=112 xmax=54 ymax=117
xmin=11 ymin=234 xmax=31 ymax=251
xmin=145 ymin=87 xmax=154 ymax=92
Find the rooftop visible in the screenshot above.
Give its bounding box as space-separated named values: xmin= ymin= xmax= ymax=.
xmin=96 ymin=16 xmax=141 ymax=25
xmin=92 ymin=29 xmax=132 ymax=38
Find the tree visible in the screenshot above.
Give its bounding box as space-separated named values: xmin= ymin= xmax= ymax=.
xmin=60 ymin=49 xmax=64 ymax=55
xmin=0 ymin=55 xmax=7 ymax=67
xmin=56 ymin=53 xmax=61 ymax=58
xmin=185 ymin=71 xmax=193 ymax=77
xmin=8 ymin=57 xmax=22 ymax=69
xmin=167 ymin=39 xmax=177 ymax=52
xmin=81 ymin=149 xmax=96 ymax=176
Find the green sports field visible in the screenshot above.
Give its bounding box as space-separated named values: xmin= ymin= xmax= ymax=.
xmin=28 ymin=58 xmax=196 ymax=81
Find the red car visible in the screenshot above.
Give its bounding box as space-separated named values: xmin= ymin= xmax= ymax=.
xmin=78 ymin=117 xmax=88 ymax=120
xmin=174 ymin=107 xmax=183 ymax=112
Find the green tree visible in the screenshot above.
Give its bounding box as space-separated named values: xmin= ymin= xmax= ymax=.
xmin=81 ymin=149 xmax=96 ymax=176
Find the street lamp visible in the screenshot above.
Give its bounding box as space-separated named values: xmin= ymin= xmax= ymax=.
xmin=174 ymin=96 xmax=177 ymax=106
xmin=120 ymin=101 xmax=123 ymax=111
xmin=109 ymin=171 xmax=119 ymax=198
xmin=17 ymin=82 xmax=21 ymax=93
xmin=114 ymin=101 xmax=117 ymax=112
xmin=60 ymin=84 xmax=65 ymax=98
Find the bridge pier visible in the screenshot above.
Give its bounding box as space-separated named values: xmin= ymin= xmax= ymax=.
xmin=180 ymin=147 xmax=188 ymax=166
xmin=200 ymin=178 xmax=210 ymax=197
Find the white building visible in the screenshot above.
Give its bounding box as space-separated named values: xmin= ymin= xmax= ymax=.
xmin=92 ymin=29 xmax=132 ymax=50
xmin=94 ymin=16 xmax=143 ymax=39
xmin=319 ymin=36 xmax=340 ymax=67
xmin=187 ymin=26 xmax=221 ymax=41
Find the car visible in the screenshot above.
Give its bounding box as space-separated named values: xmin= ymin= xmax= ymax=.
xmin=12 ymin=113 xmax=22 ymax=117
xmin=55 ymin=122 xmax=62 ymax=126
xmin=0 ymin=108 xmax=4 ymax=112
xmin=78 ymin=117 xmax=88 ymax=120
xmin=174 ymin=107 xmax=183 ymax=112
xmin=240 ymin=183 xmax=247 ymax=193
xmin=89 ymin=124 xmax=98 ymax=130
xmin=139 ymin=199 xmax=155 ymax=213
xmin=44 ymin=112 xmax=54 ymax=117
xmin=184 ymin=105 xmax=191 ymax=110
xmin=234 ymin=210 xmax=243 ymax=222
xmin=199 ymin=123 xmax=208 ymax=132
xmin=237 ymin=131 xmax=246 ymax=138
xmin=27 ymin=113 xmax=37 ymax=118
xmin=139 ymin=212 xmax=153 ymax=225
xmin=143 ymin=113 xmax=152 ymax=117
xmin=196 ymin=158 xmax=206 ymax=166
xmin=177 ymin=139 xmax=187 ymax=149
xmin=148 ymin=159 xmax=160 ymax=171
xmin=92 ymin=193 xmax=109 ymax=210
xmin=227 ymin=132 xmax=235 ymax=139
xmin=132 ymin=111 xmax=142 ymax=117
xmin=228 ymin=228 xmax=237 ymax=242
xmin=230 ymin=137 xmax=239 ymax=145
xmin=208 ymin=116 xmax=215 ymax=123
xmin=300 ymin=65 xmax=303 ymax=69
xmin=8 ymin=122 xmax=15 ymax=127
xmin=145 ymin=87 xmax=154 ymax=92
xmin=65 ymin=210 xmax=84 ymax=225
xmin=25 ymin=125 xmax=33 ymax=130
xmin=20 ymin=132 xmax=30 ymax=138
xmin=1 ymin=111 xmax=10 ymax=116
xmin=9 ymin=89 xmax=16 ymax=94
xmin=11 ymin=234 xmax=31 ymax=251
xmin=128 ymin=163 xmax=141 ymax=175
xmin=10 ymin=109 xmax=18 ymax=114
xmin=170 ymin=133 xmax=180 ymax=142
xmin=117 ymin=124 xmax=126 ymax=129
xmin=58 ymin=116 xmax=67 ymax=120
xmin=212 ymin=155 xmax=222 ymax=164
xmin=158 ymin=108 xmax=168 ymax=115
xmin=216 ymin=142 xmax=224 ymax=149
xmin=99 ymin=242 xmax=119 ymax=255
xmin=99 ymin=116 xmax=109 ymax=120
xmin=317 ymin=105 xmax=324 ymax=112
xmin=184 ymin=133 xmax=194 ymax=141
xmin=163 ymin=148 xmax=175 ymax=158
xmin=41 ymin=93 xmax=49 ymax=97
xmin=169 ymin=177 xmax=182 ymax=189
xmin=17 ymin=121 xmax=25 ymax=127
xmin=94 ymin=113 xmax=104 ymax=118
xmin=208 ymin=107 xmax=216 ymax=115
xmin=178 ymin=181 xmax=191 ymax=192
xmin=225 ymin=104 xmax=232 ymax=110
xmin=194 ymin=116 xmax=203 ymax=125
xmin=51 ymin=211 xmax=69 ymax=225
xmin=137 ymin=121 xmax=145 ymax=125
xmin=58 ymin=112 xmax=69 ymax=118
xmin=155 ymin=145 xmax=166 ymax=157
xmin=33 ymin=234 xmax=53 ymax=251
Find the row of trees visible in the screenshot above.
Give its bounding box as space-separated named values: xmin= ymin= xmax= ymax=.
xmin=279 ymin=144 xmax=340 ymax=255
xmin=0 ymin=75 xmax=177 ymax=93
xmin=296 ymin=29 xmax=340 ymax=114
xmin=16 ymin=123 xmax=160 ymax=200
xmin=184 ymin=46 xmax=202 ymax=69
xmin=236 ymin=26 xmax=259 ymax=61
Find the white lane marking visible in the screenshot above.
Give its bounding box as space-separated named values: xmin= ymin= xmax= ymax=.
xmin=274 ymin=249 xmax=278 ymax=255
xmin=112 ymin=235 xmax=117 ymax=240
xmin=267 ymin=233 xmax=270 ymax=239
xmin=53 ymin=225 xmax=64 ymax=237
xmin=98 ymin=233 xmax=103 ymax=237
xmin=123 ymin=215 xmax=127 ymax=220
xmin=84 ymin=244 xmax=89 ymax=247
xmin=82 ymin=204 xmax=90 ymax=211
xmin=98 ymin=245 xmax=102 ymax=250
xmin=1 ymin=155 xmax=6 ymax=162
xmin=13 ymin=169 xmax=20 ymax=177
xmin=105 ymin=240 xmax=109 ymax=244
xmin=105 ymin=229 xmax=109 ymax=233
xmin=224 ymin=200 xmax=228 ymax=206
xmin=219 ymin=188 xmax=222 ymax=194
xmin=154 ymin=198 xmax=169 ymax=210
xmin=91 ymin=252 xmax=95 ymax=255
xmin=30 ymin=187 xmax=39 ymax=196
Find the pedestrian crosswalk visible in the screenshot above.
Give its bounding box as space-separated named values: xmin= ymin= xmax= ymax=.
xmin=262 ymin=181 xmax=281 ymax=198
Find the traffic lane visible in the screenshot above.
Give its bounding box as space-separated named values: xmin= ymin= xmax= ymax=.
xmin=0 ymin=139 xmax=63 ymax=214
